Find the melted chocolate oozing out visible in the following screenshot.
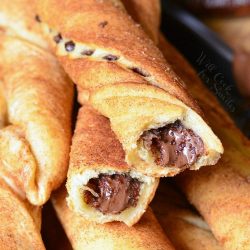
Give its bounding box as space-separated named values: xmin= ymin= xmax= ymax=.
xmin=84 ymin=174 xmax=141 ymax=214
xmin=142 ymin=120 xmax=204 ymax=168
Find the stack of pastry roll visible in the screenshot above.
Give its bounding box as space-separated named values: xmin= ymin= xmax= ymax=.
xmin=2 ymin=0 xmax=248 ymax=249
xmin=158 ymin=35 xmax=250 ymax=250
xmin=0 ymin=3 xmax=172 ymax=250
xmin=0 ymin=0 xmax=73 ymax=248
xmin=40 ymin=2 xmax=170 ymax=248
xmin=39 ymin=0 xmax=249 ymax=248
xmin=0 ymin=0 xmax=73 ymax=205
xmin=37 ymin=0 xmax=223 ymax=225
xmin=0 ymin=2 xmax=173 ymax=250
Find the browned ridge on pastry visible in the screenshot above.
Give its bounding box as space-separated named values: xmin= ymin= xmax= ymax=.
xmin=37 ymin=0 xmax=223 ymax=177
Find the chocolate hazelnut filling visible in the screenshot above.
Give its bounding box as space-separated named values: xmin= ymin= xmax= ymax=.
xmin=84 ymin=174 xmax=141 ymax=214
xmin=141 ymin=120 xmax=204 ymax=168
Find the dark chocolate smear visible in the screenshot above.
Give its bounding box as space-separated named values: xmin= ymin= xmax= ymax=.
xmin=35 ymin=15 xmax=41 ymax=22
xmin=99 ymin=21 xmax=108 ymax=28
xmin=53 ymin=33 xmax=62 ymax=44
xmin=141 ymin=120 xmax=204 ymax=168
xmin=103 ymin=54 xmax=119 ymax=61
xmin=65 ymin=41 xmax=75 ymax=52
xmin=131 ymin=67 xmax=151 ymax=77
xmin=81 ymin=49 xmax=95 ymax=56
xmin=84 ymin=174 xmax=141 ymax=214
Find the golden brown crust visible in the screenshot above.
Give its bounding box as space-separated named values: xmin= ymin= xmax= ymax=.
xmin=70 ymin=105 xmax=127 ymax=172
xmin=158 ymin=35 xmax=250 ymax=250
xmin=177 ymin=158 xmax=250 ymax=250
xmin=0 ymin=35 xmax=73 ymax=205
xmin=75 ymin=0 xmax=161 ymax=99
xmin=0 ymin=178 xmax=45 ymax=250
xmin=37 ymin=0 xmax=223 ymax=177
xmin=0 ymin=0 xmax=74 ymax=205
xmin=0 ymin=0 xmax=49 ymax=49
xmin=122 ymin=0 xmax=161 ymax=43
xmin=37 ymin=0 xmax=200 ymax=112
xmin=61 ymin=57 xmax=148 ymax=105
xmin=152 ymin=181 xmax=223 ymax=250
xmin=53 ymin=187 xmax=174 ymax=250
xmin=89 ymin=82 xmax=223 ymax=176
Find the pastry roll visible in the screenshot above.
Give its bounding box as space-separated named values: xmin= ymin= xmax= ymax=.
xmin=0 ymin=86 xmax=44 ymax=250
xmin=67 ymin=105 xmax=159 ymax=226
xmin=152 ymin=181 xmax=223 ymax=250
xmin=52 ymin=187 xmax=174 ymax=250
xmin=37 ymin=0 xmax=223 ymax=177
xmin=176 ymin=146 xmax=250 ymax=250
xmin=0 ymin=0 xmax=74 ymax=205
xmin=158 ymin=35 xmax=250 ymax=250
xmin=0 ymin=178 xmax=45 ymax=250
xmin=0 ymin=35 xmax=73 ymax=205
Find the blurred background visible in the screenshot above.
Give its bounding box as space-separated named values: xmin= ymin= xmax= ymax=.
xmin=161 ymin=0 xmax=250 ymax=137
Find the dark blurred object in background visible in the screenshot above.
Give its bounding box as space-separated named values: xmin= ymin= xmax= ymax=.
xmin=234 ymin=50 xmax=250 ymax=98
xmin=42 ymin=201 xmax=72 ymax=250
xmin=179 ymin=0 xmax=250 ymax=16
xmin=201 ymin=7 xmax=250 ymax=100
xmin=161 ymin=0 xmax=250 ymax=137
